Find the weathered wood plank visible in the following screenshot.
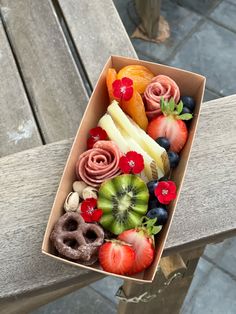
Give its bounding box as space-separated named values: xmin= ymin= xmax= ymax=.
xmin=1 ymin=273 xmax=104 ymax=314
xmin=57 ymin=0 xmax=137 ymax=86
xmin=165 ymin=95 xmax=236 ymax=254
xmin=118 ymin=270 xmax=194 ymax=314
xmin=0 ymin=0 xmax=89 ymax=143
xmin=0 ymin=19 xmax=41 ymax=156
xmin=118 ymin=248 xmax=205 ymax=314
xmin=0 ymin=0 xmax=138 ymax=307
xmin=0 ymin=140 xmax=103 ymax=300
xmin=135 ymin=0 xmax=161 ymax=39
xmin=0 ymin=95 xmax=235 ymax=299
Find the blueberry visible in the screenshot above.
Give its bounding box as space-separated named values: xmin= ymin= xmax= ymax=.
xmin=168 ymin=151 xmax=180 ymax=168
xmin=148 ymin=198 xmax=166 ymax=210
xmin=181 ymin=106 xmax=192 ymax=114
xmin=147 ymin=180 xmax=158 ymax=196
xmin=181 ymin=96 xmax=195 ymax=112
xmin=156 ymin=137 xmax=170 ymax=151
xmin=147 ymin=207 xmax=168 ymax=225
xmin=148 ymin=198 xmax=158 ymax=209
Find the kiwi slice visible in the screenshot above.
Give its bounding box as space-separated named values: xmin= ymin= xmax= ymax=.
xmin=98 ymin=174 xmax=149 ymax=235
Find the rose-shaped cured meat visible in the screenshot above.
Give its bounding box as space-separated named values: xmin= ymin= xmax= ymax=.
xmin=76 ymin=140 xmax=123 ymax=187
xmin=144 ymin=75 xmax=180 ymax=120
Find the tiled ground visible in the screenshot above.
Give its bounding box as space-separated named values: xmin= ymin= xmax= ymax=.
xmin=169 ymin=20 xmax=236 ymax=95
xmin=32 ymin=1 xmax=236 ymax=313
xmin=114 ymin=0 xmax=236 ymax=100
xmin=133 ymin=0 xmax=202 ymax=62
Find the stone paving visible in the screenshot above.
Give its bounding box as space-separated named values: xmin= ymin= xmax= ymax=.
xmin=32 ymin=1 xmax=236 ymax=313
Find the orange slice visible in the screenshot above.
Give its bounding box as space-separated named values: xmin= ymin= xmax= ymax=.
xmin=121 ymin=90 xmax=148 ymax=131
xmin=106 ymin=68 xmax=117 ymax=102
xmin=117 ymin=65 xmax=154 ymax=94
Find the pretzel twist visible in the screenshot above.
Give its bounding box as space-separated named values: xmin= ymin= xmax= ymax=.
xmin=50 ymin=212 xmax=104 ymax=264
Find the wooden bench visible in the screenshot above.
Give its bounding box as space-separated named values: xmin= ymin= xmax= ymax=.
xmin=0 ymin=1 xmax=235 ymax=313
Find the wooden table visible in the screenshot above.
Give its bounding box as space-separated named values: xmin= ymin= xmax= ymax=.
xmin=0 ymin=1 xmax=235 ymax=313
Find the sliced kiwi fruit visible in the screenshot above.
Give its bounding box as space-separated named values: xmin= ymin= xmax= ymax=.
xmin=98 ymin=174 xmax=149 ymax=235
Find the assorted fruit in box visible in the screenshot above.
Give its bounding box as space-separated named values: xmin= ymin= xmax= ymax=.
xmin=50 ymin=64 xmax=196 ymax=275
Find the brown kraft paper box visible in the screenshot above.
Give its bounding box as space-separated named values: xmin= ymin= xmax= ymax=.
xmin=42 ymin=55 xmax=206 ymax=283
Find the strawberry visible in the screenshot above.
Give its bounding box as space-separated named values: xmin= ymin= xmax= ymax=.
xmin=147 ymin=98 xmax=192 ymax=153
xmin=98 ymin=240 xmax=135 ymax=275
xmin=118 ymin=228 xmax=155 ymax=275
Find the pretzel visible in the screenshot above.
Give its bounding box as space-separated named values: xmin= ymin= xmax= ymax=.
xmin=50 ymin=212 xmax=104 ymax=264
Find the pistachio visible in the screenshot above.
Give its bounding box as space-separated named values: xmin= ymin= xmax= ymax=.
xmin=72 ymin=181 xmax=88 ymax=197
xmin=82 ymin=186 xmax=98 ymax=200
xmin=64 ymin=192 xmax=80 ymax=212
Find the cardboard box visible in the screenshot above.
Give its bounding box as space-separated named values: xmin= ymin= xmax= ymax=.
xmin=42 ymin=56 xmax=206 ymax=283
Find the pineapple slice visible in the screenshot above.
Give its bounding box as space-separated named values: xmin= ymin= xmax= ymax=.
xmin=98 ymin=114 xmax=129 ymax=153
xmin=98 ymin=112 xmax=162 ymax=180
xmin=108 ymin=101 xmax=170 ymax=175
xmin=120 ymin=129 xmax=164 ymax=180
xmin=127 ymin=116 xmax=170 ymax=174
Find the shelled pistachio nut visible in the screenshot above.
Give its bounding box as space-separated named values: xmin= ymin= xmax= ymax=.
xmin=82 ymin=186 xmax=98 ymax=200
xmin=72 ymin=181 xmax=88 ymax=197
xmin=64 ymin=192 xmax=80 ymax=212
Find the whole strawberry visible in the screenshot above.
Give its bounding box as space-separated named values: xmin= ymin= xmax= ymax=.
xmin=98 ymin=240 xmax=135 ymax=275
xmin=147 ymin=98 xmax=192 ymax=153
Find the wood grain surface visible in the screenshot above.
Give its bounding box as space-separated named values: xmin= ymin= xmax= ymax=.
xmin=166 ymin=95 xmax=236 ymax=253
xmin=0 ymin=95 xmax=235 ymax=299
xmin=0 ymin=0 xmax=89 ymax=143
xmin=1 ymin=273 xmax=104 ymax=314
xmin=57 ymin=0 xmax=137 ymax=86
xmin=118 ymin=248 xmax=205 ymax=314
xmin=0 ymin=19 xmax=41 ymax=156
xmin=118 ymin=267 xmax=194 ymax=314
xmin=0 ymin=140 xmax=103 ymax=300
xmin=0 ymin=0 xmax=137 ymax=304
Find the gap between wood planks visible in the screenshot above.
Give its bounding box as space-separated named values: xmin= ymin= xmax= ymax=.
xmin=0 ymin=1 xmax=93 ymax=146
xmin=51 ymin=0 xmax=93 ymax=96
xmin=0 ymin=11 xmax=46 ymax=145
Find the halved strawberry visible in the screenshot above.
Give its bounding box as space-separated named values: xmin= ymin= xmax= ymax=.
xmin=118 ymin=229 xmax=155 ymax=274
xmin=98 ymin=240 xmax=135 ymax=275
xmin=147 ymin=98 xmax=192 ymax=153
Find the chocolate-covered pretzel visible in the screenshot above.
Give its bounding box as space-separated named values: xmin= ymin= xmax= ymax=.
xmin=50 ymin=212 xmax=104 ymax=264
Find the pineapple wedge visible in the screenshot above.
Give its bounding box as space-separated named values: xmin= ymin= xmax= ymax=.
xmin=119 ymin=129 xmax=163 ymax=180
xmin=108 ymin=101 xmax=170 ymax=175
xmin=98 ymin=113 xmax=163 ymax=180
xmin=98 ymin=114 xmax=129 ymax=153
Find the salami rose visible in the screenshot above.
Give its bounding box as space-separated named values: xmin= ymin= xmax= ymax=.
xmin=76 ymin=141 xmax=123 ymax=187
xmin=144 ymin=75 xmax=180 ymax=120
